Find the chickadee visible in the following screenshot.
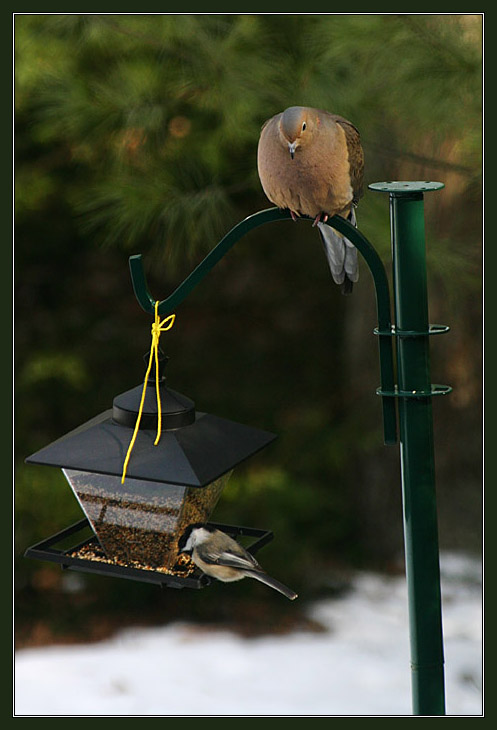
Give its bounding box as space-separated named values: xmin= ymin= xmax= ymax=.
xmin=178 ymin=524 xmax=298 ymax=601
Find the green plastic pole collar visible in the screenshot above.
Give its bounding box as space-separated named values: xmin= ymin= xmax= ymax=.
xmin=374 ymin=324 xmax=450 ymax=337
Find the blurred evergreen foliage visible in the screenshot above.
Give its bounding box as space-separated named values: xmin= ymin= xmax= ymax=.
xmin=15 ymin=14 xmax=482 ymax=641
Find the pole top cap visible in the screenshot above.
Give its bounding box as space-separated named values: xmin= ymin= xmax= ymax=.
xmin=368 ymin=181 xmax=444 ymax=195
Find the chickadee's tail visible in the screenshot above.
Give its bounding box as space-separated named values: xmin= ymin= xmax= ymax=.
xmin=317 ymin=209 xmax=359 ymax=295
xmin=247 ymin=570 xmax=298 ymax=601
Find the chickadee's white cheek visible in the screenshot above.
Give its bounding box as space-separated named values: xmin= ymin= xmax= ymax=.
xmin=192 ymin=528 xmax=213 ymax=546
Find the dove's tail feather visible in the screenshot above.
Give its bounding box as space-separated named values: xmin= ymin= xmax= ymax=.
xmin=317 ymin=209 xmax=359 ymax=295
xmin=245 ymin=570 xmax=298 ymax=600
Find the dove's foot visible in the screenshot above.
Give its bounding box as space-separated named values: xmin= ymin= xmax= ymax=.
xmin=312 ymin=212 xmax=329 ymax=227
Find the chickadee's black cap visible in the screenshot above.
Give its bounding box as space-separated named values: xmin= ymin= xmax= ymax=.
xmin=177 ymin=522 xmax=208 ymax=552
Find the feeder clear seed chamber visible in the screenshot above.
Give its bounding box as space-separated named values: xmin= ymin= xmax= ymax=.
xmin=63 ymin=468 xmax=231 ymax=569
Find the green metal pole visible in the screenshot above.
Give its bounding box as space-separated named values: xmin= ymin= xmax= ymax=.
xmin=370 ymin=181 xmax=447 ymax=715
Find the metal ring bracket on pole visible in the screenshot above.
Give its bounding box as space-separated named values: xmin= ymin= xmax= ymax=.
xmin=128 ymin=207 xmax=398 ymax=446
xmin=376 ymin=385 xmax=452 ymax=398
xmin=374 ymin=325 xmax=450 ymax=337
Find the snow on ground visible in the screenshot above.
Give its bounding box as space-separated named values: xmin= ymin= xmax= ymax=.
xmin=14 ymin=552 xmax=482 ymax=717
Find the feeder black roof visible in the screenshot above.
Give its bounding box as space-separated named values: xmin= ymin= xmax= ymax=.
xmin=26 ymin=376 xmax=276 ymax=487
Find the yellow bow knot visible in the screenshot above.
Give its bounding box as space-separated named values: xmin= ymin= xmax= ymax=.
xmin=121 ymin=303 xmax=176 ymax=483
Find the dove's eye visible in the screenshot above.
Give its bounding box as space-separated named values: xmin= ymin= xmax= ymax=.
xmin=302 ymin=122 xmax=307 ymax=131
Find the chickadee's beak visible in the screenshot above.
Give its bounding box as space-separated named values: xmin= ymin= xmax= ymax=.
xmin=288 ymin=141 xmax=297 ymax=160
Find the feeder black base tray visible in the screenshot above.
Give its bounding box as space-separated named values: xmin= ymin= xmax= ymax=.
xmin=24 ymin=518 xmax=274 ymax=590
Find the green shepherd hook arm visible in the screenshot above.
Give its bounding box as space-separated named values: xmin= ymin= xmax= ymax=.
xmin=129 ymin=207 xmax=397 ymax=445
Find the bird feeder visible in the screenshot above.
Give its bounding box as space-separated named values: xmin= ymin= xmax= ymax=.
xmin=25 ymin=351 xmax=276 ymax=589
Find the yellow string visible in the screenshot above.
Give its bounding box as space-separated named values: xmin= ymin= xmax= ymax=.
xmin=121 ymin=302 xmax=176 ymax=483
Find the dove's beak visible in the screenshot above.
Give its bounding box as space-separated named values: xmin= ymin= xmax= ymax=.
xmin=288 ymin=141 xmax=298 ymax=160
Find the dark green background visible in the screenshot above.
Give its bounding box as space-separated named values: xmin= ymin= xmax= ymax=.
xmin=14 ymin=14 xmax=482 ymax=646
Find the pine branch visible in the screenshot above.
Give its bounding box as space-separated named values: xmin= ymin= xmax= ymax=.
xmin=395 ymin=14 xmax=480 ymax=70
xmin=364 ymin=140 xmax=477 ymax=176
xmin=91 ymin=15 xmax=164 ymax=47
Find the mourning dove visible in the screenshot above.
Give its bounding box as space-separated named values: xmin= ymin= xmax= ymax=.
xmin=257 ymin=106 xmax=364 ymax=294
